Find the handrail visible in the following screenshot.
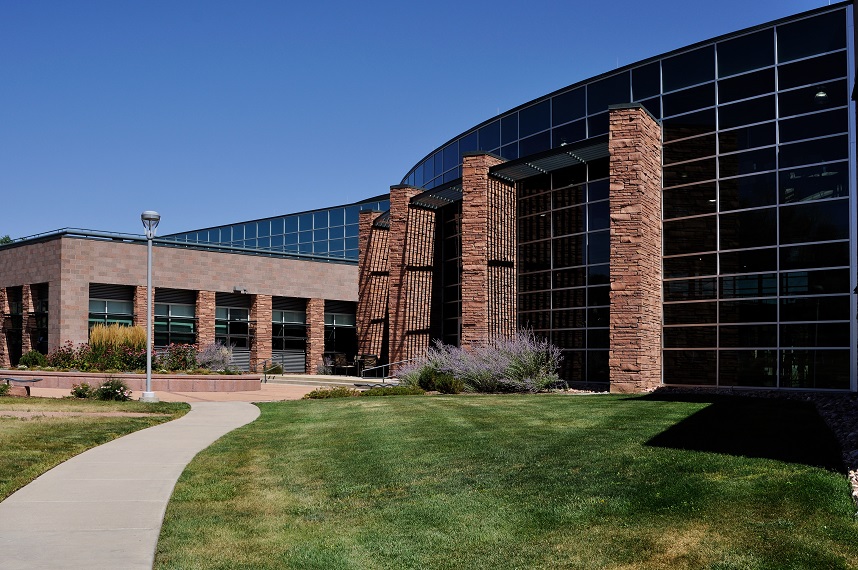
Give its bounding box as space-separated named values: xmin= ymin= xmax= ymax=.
xmin=360 ymin=358 xmax=418 ymax=381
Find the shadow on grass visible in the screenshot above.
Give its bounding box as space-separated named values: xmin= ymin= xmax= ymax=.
xmin=637 ymin=393 xmax=844 ymax=472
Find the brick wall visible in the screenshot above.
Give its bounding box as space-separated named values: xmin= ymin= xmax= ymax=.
xmin=196 ymin=290 xmax=216 ymax=347
xmin=250 ymin=294 xmax=272 ymax=370
xmin=305 ymin=298 xmax=325 ymax=374
xmin=607 ymin=104 xmax=663 ymax=393
xmin=460 ymin=153 xmax=516 ymax=348
xmin=357 ymin=210 xmax=389 ymax=361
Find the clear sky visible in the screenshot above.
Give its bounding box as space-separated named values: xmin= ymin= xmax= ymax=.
xmin=0 ymin=0 xmax=834 ymax=239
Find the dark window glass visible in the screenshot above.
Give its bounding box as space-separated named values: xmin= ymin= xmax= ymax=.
xmin=639 ymin=96 xmax=661 ymax=119
xmin=519 ymin=214 xmax=551 ymax=242
xmin=587 ymin=72 xmax=630 ymax=114
xmin=587 ymin=306 xmax=609 ymax=328
xmin=720 ymin=273 xmax=777 ymax=298
xmin=664 ymin=254 xmax=717 ymax=279
xmin=443 ymin=169 xmax=459 ymax=183
xmin=663 ymin=46 xmax=714 ymax=92
xmin=664 ymin=327 xmax=716 ymax=348
xmin=520 ymin=311 xmax=551 ymax=330
xmin=587 ymin=178 xmax=609 ymax=200
xmin=459 ymin=131 xmax=478 ymax=154
xmin=587 ymin=231 xmax=609 ymax=265
xmin=720 ymin=208 xmax=777 ymax=250
xmin=781 ymin=268 xmax=851 ymax=296
xmin=479 ymin=121 xmax=500 ymax=151
xmin=777 ymin=9 xmax=846 ymax=64
xmin=298 ymin=213 xmax=313 ymax=231
xmin=553 ymin=329 xmax=585 ymax=349
xmin=780 ymin=295 xmax=850 ymax=321
xmin=587 ymin=351 xmax=609 ymax=382
xmin=443 ymin=141 xmax=459 ymax=171
xmin=780 ymin=242 xmax=850 ymax=270
xmin=587 ymin=201 xmax=609 ymax=231
xmin=554 ymin=267 xmax=586 ymax=289
xmin=588 ymin=263 xmax=610 ymax=286
xmin=664 ymin=215 xmax=716 ymax=255
xmin=781 ymin=323 xmax=850 ymax=347
xmin=587 ymin=112 xmax=609 ymax=137
xmin=663 ymin=157 xmax=716 ymax=188
xmin=553 ymin=308 xmax=586 ymax=329
xmin=519 ymin=174 xmax=551 ymax=198
xmin=588 ymin=286 xmax=609 ymax=307
xmin=285 ymin=217 xmax=298 ymax=233
xmin=520 ymin=291 xmax=551 ymax=312
xmin=663 ymin=108 xmax=716 ymax=142
xmin=501 ymin=114 xmax=518 ymax=145
xmin=719 ymin=122 xmax=776 ymax=153
xmin=518 ymin=193 xmax=550 ymax=216
xmin=553 ymin=234 xmax=585 ymax=268
xmin=519 ymin=241 xmax=551 ymax=272
xmin=664 ymin=302 xmax=717 ymax=325
xmin=720 ymin=299 xmax=777 ymax=323
xmin=552 ymin=120 xmax=586 ymax=147
xmin=434 ymin=152 xmax=443 ymax=177
xmin=663 ymin=83 xmax=715 ymax=117
xmin=663 ymin=134 xmax=716 ymax=165
xmin=414 ymin=165 xmax=424 ymax=187
xmin=780 ymin=109 xmax=847 ymax=144
xmin=552 ymin=288 xmax=586 ymax=309
xmin=587 ymin=328 xmax=609 ymax=348
xmin=719 ymin=95 xmax=775 ymax=129
xmin=779 ymin=135 xmax=848 ymax=170
xmin=718 ymin=68 xmax=775 ymax=104
xmin=663 ymin=183 xmax=716 ymax=219
xmin=779 ymin=51 xmax=848 ymax=90
xmin=632 ymin=61 xmax=660 ymax=100
xmin=552 ymin=164 xmax=587 ymax=190
xmin=519 ymin=131 xmax=551 ymax=156
xmin=779 ymin=80 xmax=847 ymax=118
xmin=552 ymin=205 xmax=585 ymax=237
xmin=664 ymin=351 xmax=717 ymax=385
xmin=719 ymin=324 xmax=777 ymax=348
xmin=664 ymin=278 xmax=717 ymax=301
xmin=423 ymin=158 xmax=434 ymax=182
xmin=720 ymin=248 xmax=777 ymax=275
xmin=718 ymin=29 xmax=774 ymax=78
xmin=719 ymin=350 xmax=777 ymax=387
xmin=519 ymin=271 xmax=551 ymax=292
xmin=519 ymin=100 xmax=550 ymax=138
xmin=719 ymin=147 xmax=776 ymax=178
xmin=781 ymin=161 xmax=849 ymax=204
xmin=500 ymin=143 xmax=518 ymax=160
xmin=719 ymin=172 xmax=777 ymax=211
xmin=553 ymin=184 xmax=585 ymax=209
xmin=781 ymin=349 xmax=849 ymax=389
xmin=552 ymin=88 xmax=585 ymax=125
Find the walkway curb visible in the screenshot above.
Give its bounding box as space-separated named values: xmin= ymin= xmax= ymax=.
xmin=0 ymin=401 xmax=260 ymax=570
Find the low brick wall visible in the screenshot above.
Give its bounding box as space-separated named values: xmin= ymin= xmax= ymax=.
xmin=0 ymin=370 xmax=261 ymax=392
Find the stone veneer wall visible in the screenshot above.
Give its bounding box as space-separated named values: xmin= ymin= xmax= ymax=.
xmin=0 ymin=288 xmax=9 ymax=367
xmin=460 ymin=154 xmax=516 ymax=348
xmin=607 ymin=104 xmax=663 ymax=393
xmin=357 ymin=210 xmax=390 ymax=360
xmin=305 ymin=298 xmax=325 ymax=374
xmin=250 ymin=294 xmax=272 ymax=370
xmin=20 ymin=285 xmax=33 ymax=354
xmin=195 ymin=290 xmax=216 ymax=347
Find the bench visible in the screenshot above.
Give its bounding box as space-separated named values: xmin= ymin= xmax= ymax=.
xmin=1 ymin=377 xmax=43 ymax=397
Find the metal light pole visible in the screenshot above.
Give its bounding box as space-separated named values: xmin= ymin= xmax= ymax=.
xmin=140 ymin=211 xmax=160 ymax=403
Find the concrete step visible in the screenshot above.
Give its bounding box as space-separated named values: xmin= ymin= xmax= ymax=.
xmin=263 ymin=374 xmax=399 ymax=388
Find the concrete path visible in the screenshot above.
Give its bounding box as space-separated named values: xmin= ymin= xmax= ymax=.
xmin=0 ymin=401 xmax=260 ymax=570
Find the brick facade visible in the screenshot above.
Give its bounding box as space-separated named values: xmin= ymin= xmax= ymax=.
xmin=305 ymin=298 xmax=325 ymax=374
xmin=607 ymin=104 xmax=663 ymax=393
xmin=460 ymin=153 xmax=516 ymax=348
xmin=195 ymin=290 xmax=216 ymax=347
xmin=250 ymin=293 xmax=272 ymax=370
xmin=357 ymin=210 xmax=389 ymax=360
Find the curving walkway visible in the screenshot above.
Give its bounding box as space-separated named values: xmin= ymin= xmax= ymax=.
xmin=0 ymin=401 xmax=260 ymax=570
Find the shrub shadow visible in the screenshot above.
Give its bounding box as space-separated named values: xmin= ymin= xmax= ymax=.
xmin=638 ymin=393 xmax=844 ymax=472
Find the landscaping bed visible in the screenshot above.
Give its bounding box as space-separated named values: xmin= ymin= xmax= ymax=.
xmin=0 ymin=369 xmax=261 ymax=392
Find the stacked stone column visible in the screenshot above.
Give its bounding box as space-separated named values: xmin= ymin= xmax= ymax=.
xmin=305 ymin=298 xmax=325 ymax=374
xmin=357 ymin=210 xmax=389 ymax=360
xmin=20 ymin=285 xmax=33 ymax=354
xmin=460 ymin=153 xmax=516 ymax=349
xmin=607 ymin=104 xmax=663 ymax=393
xmin=0 ymin=288 xmax=9 ymax=367
xmin=195 ymin=291 xmax=216 ymax=347
xmin=250 ymin=294 xmax=272 ymax=370
xmin=132 ymin=286 xmax=152 ymax=329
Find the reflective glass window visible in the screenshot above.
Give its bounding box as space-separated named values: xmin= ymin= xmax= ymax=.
xmin=663 ymin=158 xmax=716 ymax=188
xmin=780 ymin=161 xmax=849 ymax=204
xmin=779 ymin=135 xmax=848 ymax=169
xmin=719 ymin=350 xmax=777 ymax=387
xmin=257 ymin=221 xmax=270 ymax=238
xmin=719 ymin=248 xmax=777 ymax=275
xmin=779 ymin=51 xmax=847 ymax=90
xmin=664 ymin=278 xmax=717 ymax=301
xmin=781 ymin=349 xmax=849 ymax=389
xmin=299 ymin=213 xmax=312 ymax=231
xmin=719 ymin=324 xmax=777 ymax=347
xmin=780 ymin=242 xmax=850 ymax=270
xmin=443 ymin=141 xmax=459 ymax=172
xmin=244 ymin=223 xmax=256 ymax=239
xmin=587 ymin=112 xmax=609 ymax=137
xmin=718 ymin=68 xmax=774 ymax=104
xmin=423 ymin=157 xmax=434 ymax=182
xmin=663 ymin=254 xmax=717 ymax=279
xmin=552 ymin=206 xmax=585 ymax=237
xmin=717 ymin=29 xmax=774 ymax=78
xmin=520 ymin=214 xmax=552 ymax=242
xmin=663 ymin=351 xmax=717 ymax=384
xmin=720 ymin=208 xmax=777 ymax=250
xmin=552 ymin=288 xmax=586 ymax=309
xmin=664 ymin=215 xmax=716 ymax=255
xmin=779 ymin=80 xmax=847 ymax=118
xmin=459 ymin=131 xmax=478 ymax=154
xmin=720 ymin=273 xmax=777 ymax=298
xmin=718 ymin=122 xmax=776 ymax=153
xmin=779 ymin=109 xmax=847 ymax=143
xmin=719 ymin=173 xmax=777 ymax=211
xmin=781 ymin=323 xmax=850 ymax=347
xmin=719 ymin=148 xmax=776 ymax=178
xmin=632 ymin=61 xmax=660 ymax=100
xmin=552 ymin=120 xmax=586 ymax=147
xmin=552 ymin=88 xmax=585 ymax=125
xmin=501 ymin=114 xmax=518 ymax=145
xmin=519 ymin=241 xmax=551 ymax=272
xmin=519 ymin=100 xmax=550 ymax=138
xmin=662 ymin=45 xmax=714 ymax=91
xmin=345 ymin=206 xmax=359 ymax=224
xmin=664 ymin=326 xmax=717 ymax=348
xmin=434 ymin=152 xmax=443 ymax=176
xmin=663 ymin=134 xmax=716 ymax=165
xmin=587 ymin=72 xmax=630 ymax=114
xmin=781 ymin=268 xmax=851 ymax=296
xmin=479 ymin=121 xmax=500 ymax=151
xmin=500 ymin=143 xmax=518 ymax=160
xmin=662 ymin=83 xmax=714 ymax=117
xmin=587 ymin=201 xmax=609 ymax=231
xmin=588 ymin=263 xmax=610 ymax=286
xmin=664 ymin=301 xmax=717 ymax=325
xmin=719 ymin=299 xmax=777 ymax=323
xmin=314 ymin=211 xmax=327 ymax=229
xmin=780 ymin=295 xmax=850 ymax=321
xmin=587 ymin=178 xmax=609 ymax=200
xmin=554 ymin=267 xmax=587 ymax=289
xmin=777 ymin=9 xmax=846 ymax=64
xmin=285 ymin=216 xmax=298 ymax=233
xmin=587 ymin=231 xmax=609 ymax=265
xmin=639 ymin=97 xmax=660 ymax=119
xmin=663 ymin=108 xmax=716 ymax=142
xmin=719 ymin=95 xmax=775 ymax=129
xmin=519 ymin=131 xmax=550 ymax=156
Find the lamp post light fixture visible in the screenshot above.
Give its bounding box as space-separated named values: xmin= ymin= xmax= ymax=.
xmin=140 ymin=210 xmax=161 ymax=403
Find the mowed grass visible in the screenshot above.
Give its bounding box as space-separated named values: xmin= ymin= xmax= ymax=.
xmin=155 ymin=395 xmax=858 ymax=570
xmin=0 ymin=397 xmax=189 ymax=500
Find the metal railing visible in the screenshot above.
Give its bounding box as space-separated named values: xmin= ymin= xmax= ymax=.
xmin=360 ymin=358 xmax=418 ymax=382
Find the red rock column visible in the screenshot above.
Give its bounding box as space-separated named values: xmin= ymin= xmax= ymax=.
xmin=0 ymin=288 xmax=9 ymax=367
xmin=608 ymin=104 xmax=663 ymax=393
xmin=460 ymin=153 xmax=516 ymax=349
xmin=387 ymin=185 xmax=436 ymax=365
xmin=250 ymin=293 xmax=272 ymax=370
xmin=20 ymin=284 xmax=33 ymax=354
xmin=195 ymin=291 xmax=216 ymax=347
xmin=305 ymin=298 xmax=325 ymax=374
xmin=132 ymin=286 xmax=151 ymax=329
xmin=357 ymin=210 xmax=389 ymax=360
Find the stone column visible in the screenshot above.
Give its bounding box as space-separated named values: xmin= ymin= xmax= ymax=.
xmin=608 ymin=104 xmax=663 ymax=393
xmin=460 ymin=153 xmax=516 ymax=349
xmin=305 ymin=298 xmax=325 ymax=374
xmin=195 ymin=291 xmax=216 ymax=347
xmin=20 ymin=284 xmax=33 ymax=354
xmin=357 ymin=210 xmax=389 ymax=361
xmin=250 ymin=293 xmax=272 ymax=371
xmin=0 ymin=288 xmax=9 ymax=367
xmin=132 ymin=286 xmax=151 ymax=329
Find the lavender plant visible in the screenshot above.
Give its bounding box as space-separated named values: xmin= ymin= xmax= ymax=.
xmin=196 ymin=342 xmax=233 ymax=372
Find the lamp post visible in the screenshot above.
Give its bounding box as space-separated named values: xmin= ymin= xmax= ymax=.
xmin=140 ymin=211 xmax=160 ymax=403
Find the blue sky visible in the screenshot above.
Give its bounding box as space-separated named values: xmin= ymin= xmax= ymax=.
xmin=0 ymin=0 xmax=832 ymax=239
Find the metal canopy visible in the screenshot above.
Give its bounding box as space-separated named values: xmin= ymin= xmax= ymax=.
xmin=372 ymin=211 xmax=390 ymax=229
xmin=411 ymin=184 xmax=463 ymax=210
xmin=491 ymin=141 xmax=610 ymax=182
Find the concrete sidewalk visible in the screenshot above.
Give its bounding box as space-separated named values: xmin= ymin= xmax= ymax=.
xmin=0 ymin=401 xmax=260 ymax=570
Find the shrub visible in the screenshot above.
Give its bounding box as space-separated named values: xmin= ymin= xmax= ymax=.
xmin=197 ymin=342 xmax=233 ymax=372
xmin=266 ymin=364 xmax=284 ymax=375
xmin=303 ymin=386 xmax=359 ymax=399
xmin=19 ymin=350 xmax=48 ymax=368
xmin=360 ymin=385 xmax=425 ymax=397
xmin=0 ymin=383 xmax=9 ymax=397
xmin=47 ymin=341 xmax=79 ymax=369
xmin=316 ymin=356 xmax=333 ymax=375
xmin=433 ymin=373 xmax=464 ymax=394
xmin=94 ymin=378 xmax=132 ymax=401
xmin=157 ymin=344 xmax=198 ymax=371
xmin=70 ymin=383 xmax=94 ymax=399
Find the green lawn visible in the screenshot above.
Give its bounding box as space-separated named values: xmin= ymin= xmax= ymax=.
xmin=0 ymin=397 xmax=189 ymax=500
xmin=155 ymin=394 xmax=858 ymax=570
